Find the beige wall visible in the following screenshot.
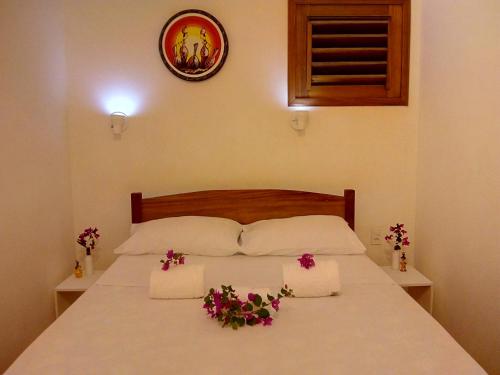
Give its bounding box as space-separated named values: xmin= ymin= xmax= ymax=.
xmin=63 ymin=0 xmax=421 ymax=269
xmin=0 ymin=0 xmax=74 ymax=372
xmin=416 ymin=1 xmax=500 ymax=373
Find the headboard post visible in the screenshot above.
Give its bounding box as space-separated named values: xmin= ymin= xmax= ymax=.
xmin=344 ymin=189 xmax=355 ymax=230
xmin=131 ymin=192 xmax=143 ymax=223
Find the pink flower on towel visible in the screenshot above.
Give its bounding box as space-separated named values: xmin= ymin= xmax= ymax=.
xmin=298 ymin=253 xmax=315 ymax=269
xmin=247 ymin=293 xmax=256 ymax=302
xmin=160 ymin=250 xmax=185 ymax=271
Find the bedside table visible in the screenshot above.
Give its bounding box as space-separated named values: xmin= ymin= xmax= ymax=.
xmin=382 ymin=266 xmax=434 ymax=314
xmin=54 ymin=271 xmax=104 ymax=318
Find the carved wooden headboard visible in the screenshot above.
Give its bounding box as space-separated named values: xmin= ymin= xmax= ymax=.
xmin=131 ymin=189 xmax=355 ymax=229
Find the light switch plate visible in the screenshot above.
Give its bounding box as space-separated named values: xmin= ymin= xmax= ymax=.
xmin=370 ymin=227 xmax=384 ymax=245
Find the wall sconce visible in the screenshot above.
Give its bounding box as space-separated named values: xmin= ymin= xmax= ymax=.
xmin=290 ymin=110 xmax=309 ymax=132
xmin=110 ymin=112 xmax=127 ymax=135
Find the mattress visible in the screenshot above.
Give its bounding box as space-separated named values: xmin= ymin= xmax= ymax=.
xmin=6 ymin=254 xmax=485 ymax=374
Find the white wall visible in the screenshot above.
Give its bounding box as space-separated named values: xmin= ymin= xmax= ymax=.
xmin=0 ymin=0 xmax=74 ymax=372
xmin=63 ymin=0 xmax=421 ymax=269
xmin=416 ymin=1 xmax=500 ymax=374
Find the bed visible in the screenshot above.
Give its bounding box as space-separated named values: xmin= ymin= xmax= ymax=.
xmin=6 ymin=189 xmax=485 ymax=374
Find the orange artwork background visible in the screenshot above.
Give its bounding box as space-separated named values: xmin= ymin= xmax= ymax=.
xmin=163 ymin=15 xmax=223 ymax=69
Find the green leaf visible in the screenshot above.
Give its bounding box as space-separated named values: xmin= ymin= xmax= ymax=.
xmin=257 ymin=308 xmax=270 ymax=319
xmin=244 ymin=303 xmax=253 ymax=311
xmin=267 ymin=294 xmax=275 ymax=301
xmin=254 ymin=294 xmax=262 ymax=307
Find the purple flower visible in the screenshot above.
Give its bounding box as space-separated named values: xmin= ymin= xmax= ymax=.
xmin=263 ymin=317 xmax=273 ymax=326
xmin=213 ymin=291 xmax=222 ymax=311
xmin=271 ymin=299 xmax=280 ymax=311
xmin=386 ymin=223 xmax=411 ymax=250
xmin=159 ymin=251 xmax=185 ymax=271
xmin=298 ymin=253 xmax=315 ymax=269
xmin=76 ymin=227 xmax=99 ymax=253
xmin=203 ymin=285 xmax=294 ymax=330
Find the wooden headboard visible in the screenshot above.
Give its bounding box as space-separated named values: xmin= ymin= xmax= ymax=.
xmin=131 ymin=189 xmax=355 ymax=230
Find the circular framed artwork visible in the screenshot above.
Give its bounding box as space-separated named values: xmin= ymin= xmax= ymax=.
xmin=158 ymin=9 xmax=229 ymax=82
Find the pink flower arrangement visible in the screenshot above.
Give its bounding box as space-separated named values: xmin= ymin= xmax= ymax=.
xmin=298 ymin=253 xmax=315 ymax=269
xmin=203 ymin=285 xmax=294 ymax=330
xmin=385 ymin=223 xmax=410 ymax=251
xmin=76 ymin=227 xmax=100 ymax=256
xmin=160 ymin=249 xmax=185 ymax=271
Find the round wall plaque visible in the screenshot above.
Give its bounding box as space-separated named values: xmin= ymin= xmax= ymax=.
xmin=159 ymin=9 xmax=229 ymax=81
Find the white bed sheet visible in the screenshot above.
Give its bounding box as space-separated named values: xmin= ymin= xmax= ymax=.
xmin=7 ymin=255 xmax=485 ymax=375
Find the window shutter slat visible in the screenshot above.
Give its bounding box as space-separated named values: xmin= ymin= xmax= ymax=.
xmin=312 ymin=34 xmax=388 ymax=47
xmin=312 ymin=61 xmax=387 ymax=75
xmin=312 ymin=74 xmax=387 ymax=85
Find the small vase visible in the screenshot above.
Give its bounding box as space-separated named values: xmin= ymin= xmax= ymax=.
xmin=74 ymin=261 xmax=83 ymax=278
xmin=392 ymin=250 xmax=400 ymax=270
xmin=85 ymin=254 xmax=93 ymax=276
xmin=400 ymin=251 xmax=407 ymax=272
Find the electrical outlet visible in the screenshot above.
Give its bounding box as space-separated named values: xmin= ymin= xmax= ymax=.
xmin=370 ymin=227 xmax=384 ymax=245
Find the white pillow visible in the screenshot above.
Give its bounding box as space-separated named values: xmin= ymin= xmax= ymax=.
xmin=240 ymin=215 xmax=366 ymax=256
xmin=115 ymin=216 xmax=242 ymax=256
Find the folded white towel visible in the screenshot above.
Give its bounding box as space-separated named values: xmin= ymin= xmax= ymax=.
xmin=232 ymin=286 xmax=272 ymax=300
xmin=149 ymin=265 xmax=205 ymax=299
xmin=283 ymin=260 xmax=341 ymax=297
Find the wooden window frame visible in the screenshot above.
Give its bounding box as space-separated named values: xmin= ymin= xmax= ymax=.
xmin=288 ymin=0 xmax=411 ymax=106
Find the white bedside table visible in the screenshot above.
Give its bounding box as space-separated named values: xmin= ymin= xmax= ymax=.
xmin=54 ymin=271 xmax=104 ymax=318
xmin=382 ymin=265 xmax=434 ymax=315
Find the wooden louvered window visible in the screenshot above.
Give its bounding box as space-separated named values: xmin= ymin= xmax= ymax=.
xmin=288 ymin=0 xmax=410 ymax=106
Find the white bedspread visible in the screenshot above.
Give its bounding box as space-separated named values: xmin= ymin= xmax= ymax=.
xmin=6 ymin=255 xmax=485 ymax=374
